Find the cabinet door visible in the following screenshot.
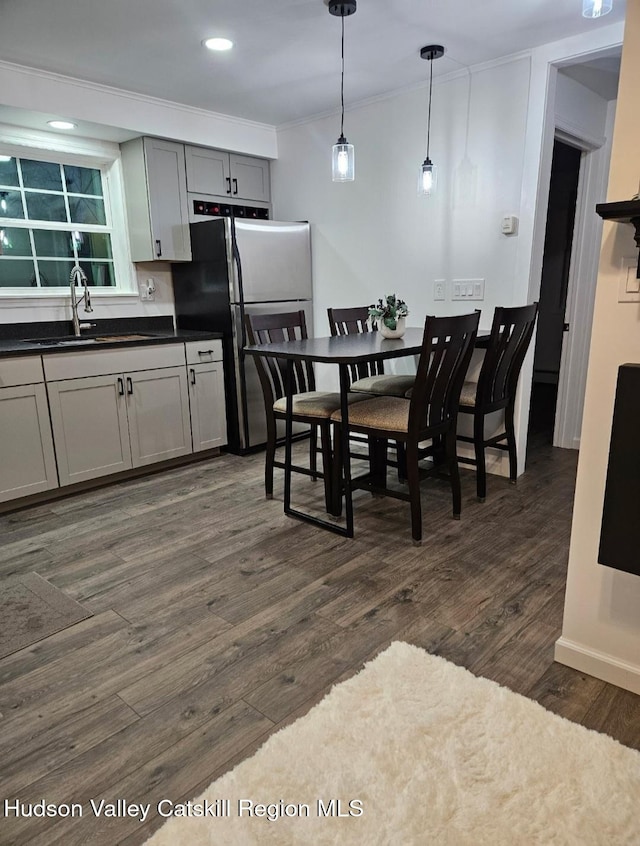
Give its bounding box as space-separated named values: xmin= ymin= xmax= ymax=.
xmin=230 ymin=154 xmax=271 ymax=202
xmin=47 ymin=376 xmax=132 ymax=486
xmin=144 ymin=137 xmax=191 ymax=261
xmin=188 ymin=362 xmax=227 ymax=452
xmin=127 ymin=366 xmax=192 ymax=467
xmin=0 ymin=383 xmax=58 ymax=502
xmin=185 ymin=145 xmax=231 ymax=197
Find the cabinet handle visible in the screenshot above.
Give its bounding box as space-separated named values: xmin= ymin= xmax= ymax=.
xmin=232 ymin=178 xmax=238 ymax=196
xmin=126 ymin=377 xmax=133 ymax=395
xmin=226 ymin=177 xmax=232 ymax=195
xmin=190 ymin=368 xmax=196 ymax=385
xmin=117 ymin=377 xmax=124 ymax=396
xmin=155 ymin=239 xmax=162 ymax=258
xmin=197 ymin=349 xmax=214 ymax=356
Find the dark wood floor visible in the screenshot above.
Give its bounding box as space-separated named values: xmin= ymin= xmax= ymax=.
xmin=0 ymin=442 xmax=638 ymax=845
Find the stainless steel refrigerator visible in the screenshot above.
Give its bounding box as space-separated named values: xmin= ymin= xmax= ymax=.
xmin=172 ymin=217 xmax=313 ymax=454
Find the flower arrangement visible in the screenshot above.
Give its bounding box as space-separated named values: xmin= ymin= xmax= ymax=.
xmin=368 ymin=294 xmax=409 ymax=331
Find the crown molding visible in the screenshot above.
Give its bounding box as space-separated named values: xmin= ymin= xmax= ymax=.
xmin=0 ymin=59 xmax=277 ymax=136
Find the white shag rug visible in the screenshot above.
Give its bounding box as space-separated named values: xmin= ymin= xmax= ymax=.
xmin=145 ymin=641 xmax=640 ymax=846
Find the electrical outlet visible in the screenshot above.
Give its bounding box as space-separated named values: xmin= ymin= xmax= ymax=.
xmin=451 ymin=278 xmax=484 ymax=301
xmin=434 ymin=279 xmax=446 ymax=301
xmin=140 ymin=277 xmax=156 ymax=301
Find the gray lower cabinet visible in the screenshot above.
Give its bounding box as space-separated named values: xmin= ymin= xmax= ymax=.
xmin=44 ymin=345 xmax=194 ymax=487
xmin=47 ymin=374 xmax=132 ymax=485
xmin=186 ymin=341 xmax=227 ymax=452
xmin=0 ymin=358 xmax=58 ymax=502
xmin=0 ymin=341 xmax=225 ymax=503
xmin=48 ymin=366 xmax=192 ymax=486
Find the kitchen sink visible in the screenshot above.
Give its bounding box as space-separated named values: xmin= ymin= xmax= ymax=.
xmin=23 ymin=333 xmax=157 ymax=346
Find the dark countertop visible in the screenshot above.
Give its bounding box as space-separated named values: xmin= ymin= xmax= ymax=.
xmin=0 ymin=325 xmax=222 ymax=359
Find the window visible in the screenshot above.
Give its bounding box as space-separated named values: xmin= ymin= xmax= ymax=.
xmin=0 ymin=154 xmax=117 ymax=290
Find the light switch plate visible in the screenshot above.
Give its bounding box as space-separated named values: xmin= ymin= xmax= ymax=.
xmin=452 ymin=278 xmax=485 ymax=301
xmin=618 ymin=257 xmax=640 ymax=302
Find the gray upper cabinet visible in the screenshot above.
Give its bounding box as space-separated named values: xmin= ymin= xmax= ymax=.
xmin=185 ymin=145 xmax=270 ymax=203
xmin=121 ymin=137 xmax=192 ymax=262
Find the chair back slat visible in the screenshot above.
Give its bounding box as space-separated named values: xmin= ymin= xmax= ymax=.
xmin=245 ymin=311 xmax=315 ymax=406
xmin=477 ymin=304 xmax=538 ymax=407
xmin=327 ymin=306 xmax=384 ymax=382
xmin=409 ymin=313 xmax=480 ymax=436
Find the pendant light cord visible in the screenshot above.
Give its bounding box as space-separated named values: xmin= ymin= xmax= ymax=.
xmin=340 ymin=15 xmax=345 ymax=137
xmin=426 ymin=56 xmax=433 ymax=158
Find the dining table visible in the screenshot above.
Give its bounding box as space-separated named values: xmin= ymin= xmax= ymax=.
xmin=244 ymin=326 xmax=489 ymax=538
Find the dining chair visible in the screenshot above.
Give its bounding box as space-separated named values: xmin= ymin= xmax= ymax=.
xmin=457 ymin=303 xmax=539 ymax=501
xmin=330 ymin=311 xmax=480 ymax=544
xmin=245 ymin=310 xmax=372 ymax=509
xmin=327 ymin=306 xmax=416 ymax=397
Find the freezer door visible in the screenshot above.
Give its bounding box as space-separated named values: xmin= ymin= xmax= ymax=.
xmin=233 ymin=300 xmax=314 ymax=451
xmin=232 ymin=220 xmax=312 ymax=303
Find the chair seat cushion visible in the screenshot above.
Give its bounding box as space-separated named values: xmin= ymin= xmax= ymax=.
xmin=331 ymin=395 xmax=410 ymax=433
xmin=459 ymin=381 xmax=478 ymax=407
xmin=273 ymin=391 xmax=374 ymax=418
xmin=351 ymin=374 xmax=416 ymax=397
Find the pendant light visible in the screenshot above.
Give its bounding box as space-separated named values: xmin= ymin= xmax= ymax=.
xmin=582 ymin=0 xmax=612 ymax=17
xmin=329 ymin=1 xmax=357 ymax=182
xmin=418 ymin=45 xmax=445 ymax=198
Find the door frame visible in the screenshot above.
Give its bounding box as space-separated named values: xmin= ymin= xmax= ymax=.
xmin=552 ymin=111 xmax=615 ymax=449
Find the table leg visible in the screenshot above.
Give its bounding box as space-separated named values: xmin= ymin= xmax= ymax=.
xmin=283 ymin=359 xmax=294 ymax=517
xmin=339 ymin=364 xmax=354 ymax=538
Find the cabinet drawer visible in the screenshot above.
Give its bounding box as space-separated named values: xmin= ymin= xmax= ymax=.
xmin=0 ymin=356 xmax=44 ymax=388
xmin=185 ymin=339 xmax=223 ymax=364
xmin=43 ymin=344 xmax=186 ymax=381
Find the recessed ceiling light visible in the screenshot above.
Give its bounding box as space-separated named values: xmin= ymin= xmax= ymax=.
xmin=203 ymin=37 xmax=233 ymax=51
xmin=47 ymin=120 xmax=77 ymax=130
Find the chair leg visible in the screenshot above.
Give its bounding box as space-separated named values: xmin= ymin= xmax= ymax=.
xmin=319 ymin=424 xmax=334 ymax=513
xmin=406 ymin=441 xmax=422 ymax=545
xmin=474 ymin=412 xmax=487 ymax=502
xmin=265 ymin=422 xmax=276 ymax=500
xmin=505 ymin=403 xmax=518 ymax=485
xmin=309 ymin=424 xmax=318 ymax=481
xmin=446 ymin=430 xmax=462 ymax=519
xmin=369 ymin=436 xmax=388 ymax=493
xmin=396 ymin=441 xmax=407 ymax=482
xmin=329 ymin=423 xmax=343 ymax=517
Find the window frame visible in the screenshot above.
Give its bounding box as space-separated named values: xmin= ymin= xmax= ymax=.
xmin=0 ymin=127 xmax=136 ymax=302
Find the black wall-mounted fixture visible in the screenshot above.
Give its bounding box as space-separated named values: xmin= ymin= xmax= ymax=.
xmin=596 ymin=199 xmax=640 ymax=279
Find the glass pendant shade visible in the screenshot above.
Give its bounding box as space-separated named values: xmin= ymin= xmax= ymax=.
xmin=418 ymin=158 xmax=437 ymax=197
xmin=332 ymin=135 xmax=355 ymax=182
xmin=582 ymin=0 xmax=612 ymax=17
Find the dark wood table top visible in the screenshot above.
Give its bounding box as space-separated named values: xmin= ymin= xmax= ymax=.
xmin=244 ymin=327 xmax=490 ymax=363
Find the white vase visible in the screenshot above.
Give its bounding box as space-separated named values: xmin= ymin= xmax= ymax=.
xmin=377 ymin=316 xmax=406 ymax=339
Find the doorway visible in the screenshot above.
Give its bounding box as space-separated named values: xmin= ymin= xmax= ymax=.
xmin=528 ymin=139 xmax=582 ymax=447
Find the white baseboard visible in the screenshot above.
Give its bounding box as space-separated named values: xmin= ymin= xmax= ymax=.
xmin=457 ymin=443 xmax=510 ymax=478
xmin=554 ymin=637 xmax=640 ymax=695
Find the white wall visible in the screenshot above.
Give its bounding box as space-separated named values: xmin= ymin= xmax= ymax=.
xmin=555 ymin=71 xmax=611 ymax=142
xmin=272 ymin=55 xmax=531 ymax=352
xmin=555 ymin=0 xmax=640 ymax=694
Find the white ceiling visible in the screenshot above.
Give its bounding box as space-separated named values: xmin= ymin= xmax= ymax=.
xmin=0 ymin=0 xmax=627 ymax=127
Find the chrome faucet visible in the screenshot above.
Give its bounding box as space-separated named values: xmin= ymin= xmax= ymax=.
xmin=69 ymin=264 xmax=94 ymax=336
